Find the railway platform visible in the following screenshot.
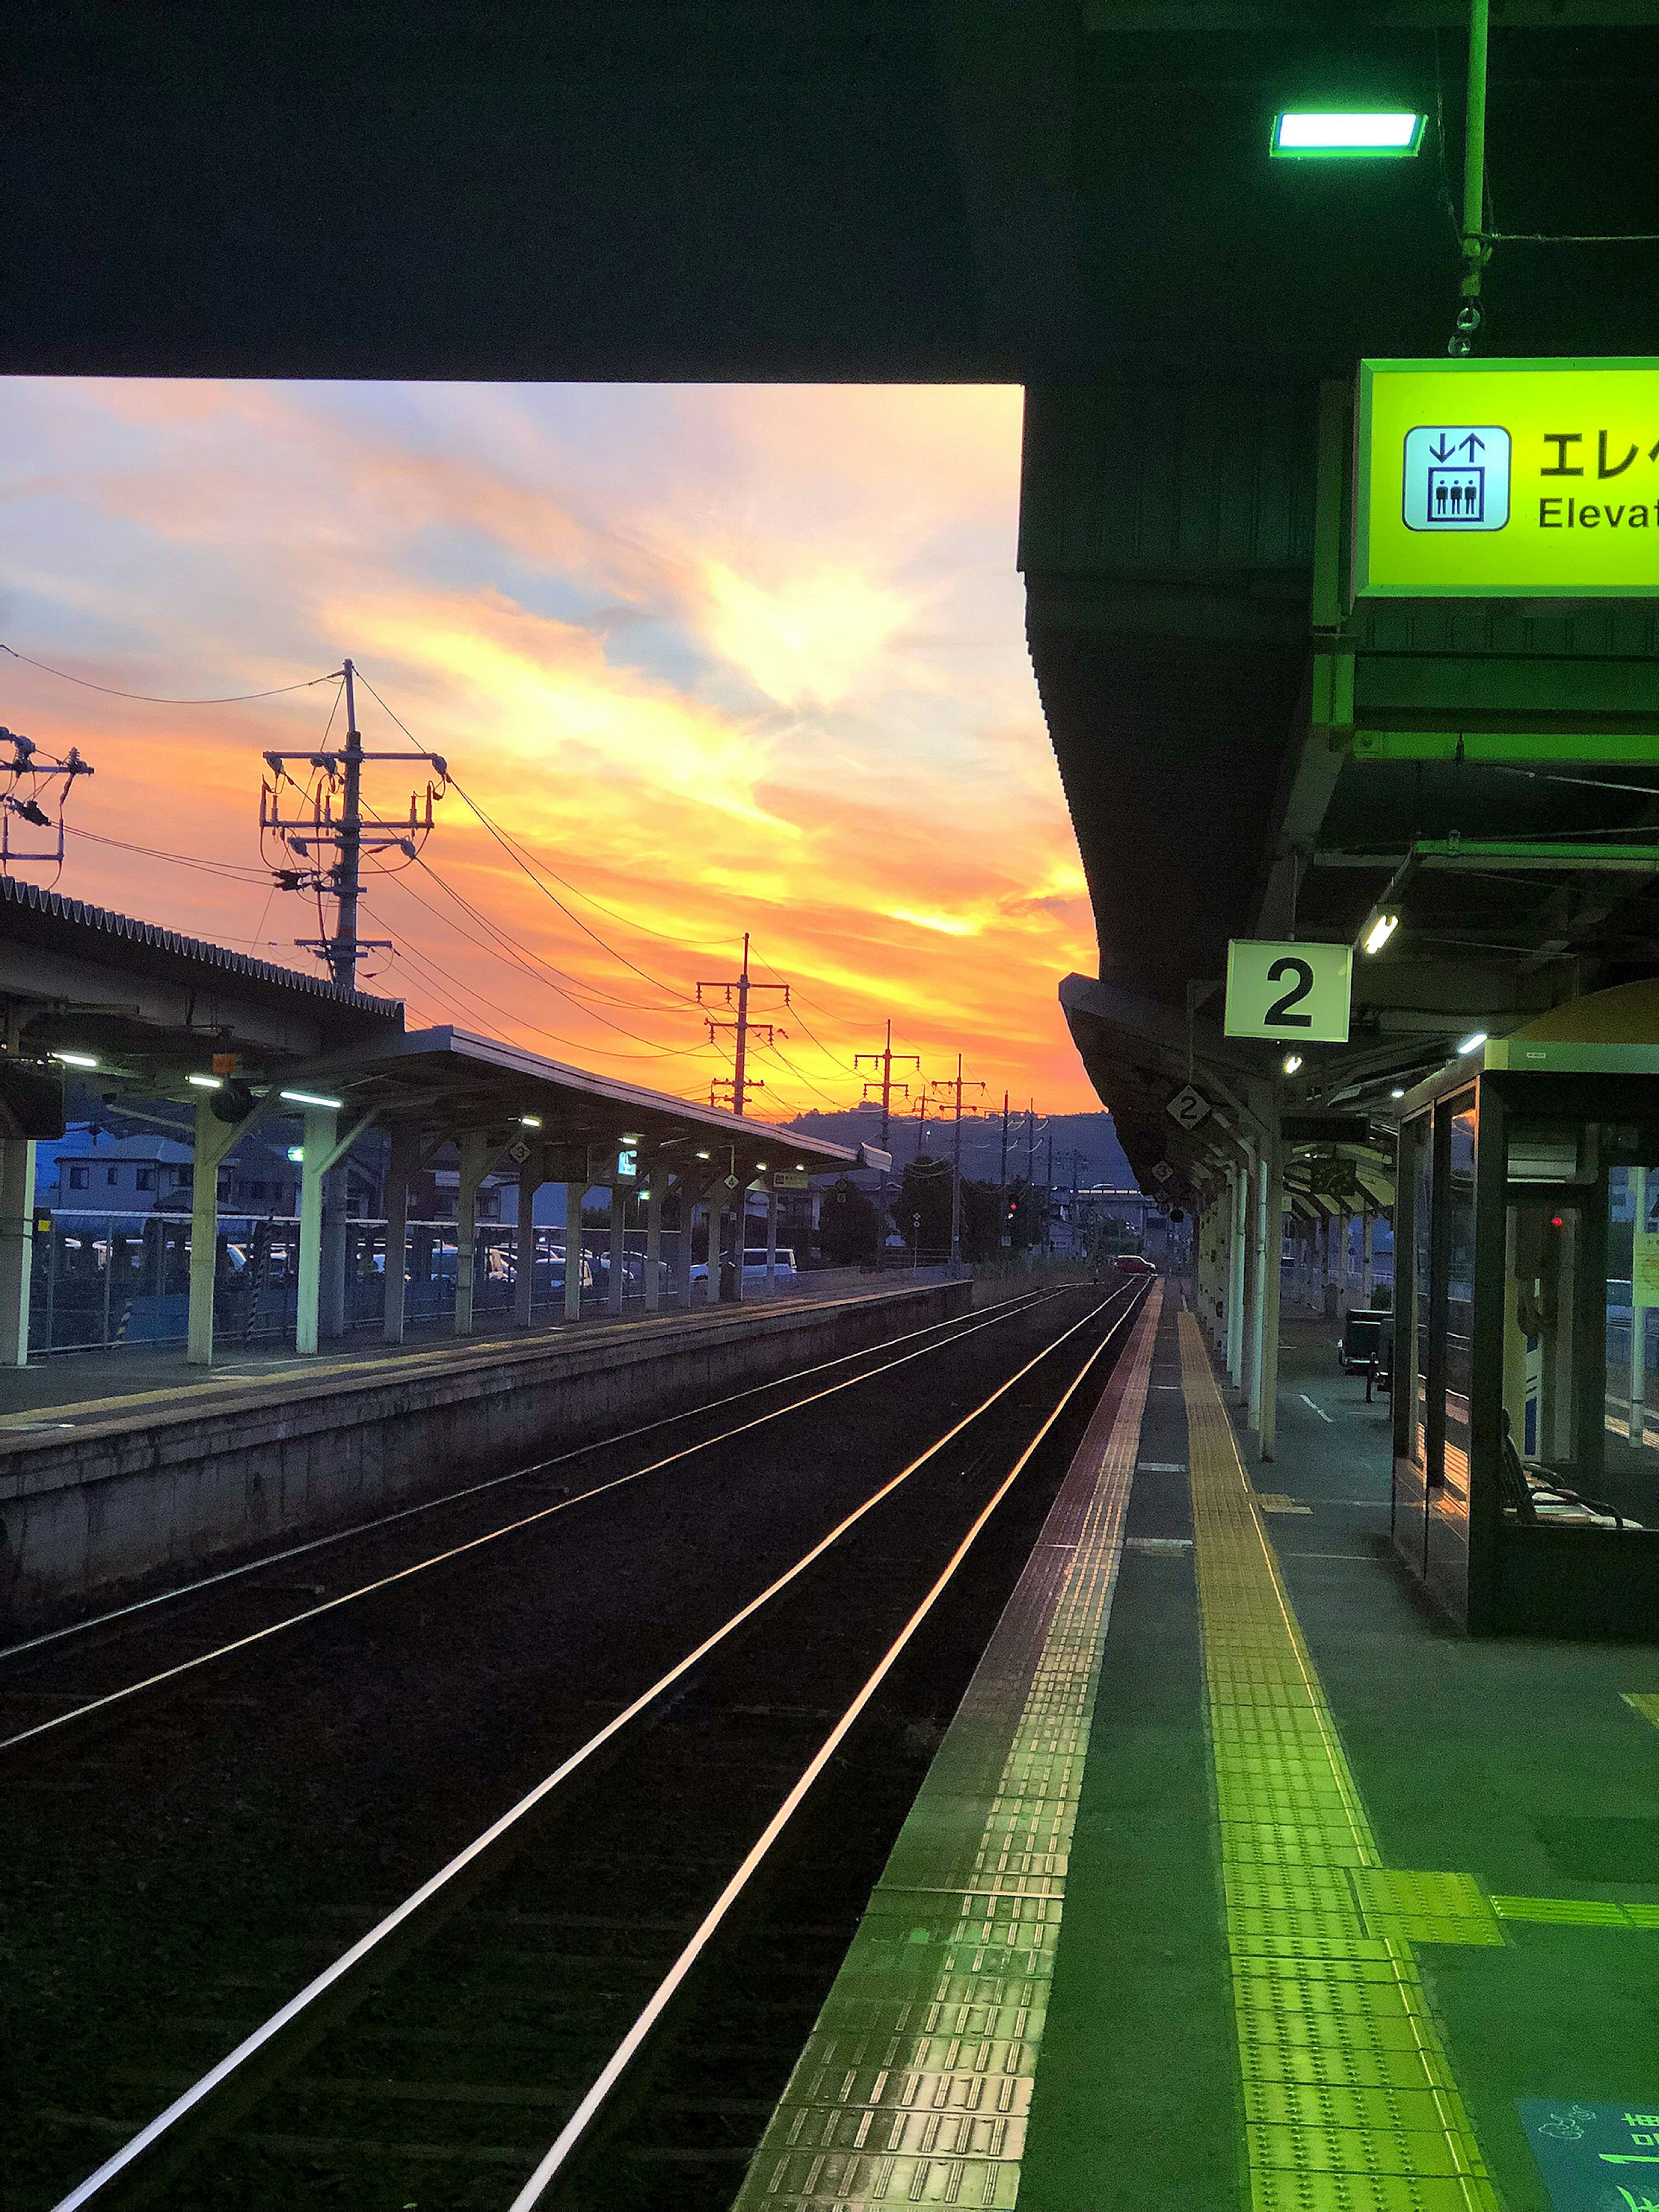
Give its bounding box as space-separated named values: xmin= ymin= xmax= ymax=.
xmin=0 ymin=1270 xmax=973 ymax=1629
xmin=737 ymin=1294 xmax=1659 ymax=2212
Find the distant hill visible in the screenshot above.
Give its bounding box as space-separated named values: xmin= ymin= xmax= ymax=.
xmin=781 ymin=1107 xmax=1136 ymax=1191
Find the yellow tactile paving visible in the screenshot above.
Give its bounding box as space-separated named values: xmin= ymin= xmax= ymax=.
xmin=731 ymin=1290 xmax=1162 ymax=2210
xmin=1178 ymin=1310 xmax=1504 ymax=2212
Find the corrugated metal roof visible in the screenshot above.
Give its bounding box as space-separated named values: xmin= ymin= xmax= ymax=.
xmin=0 ymin=875 xmax=402 ymax=1018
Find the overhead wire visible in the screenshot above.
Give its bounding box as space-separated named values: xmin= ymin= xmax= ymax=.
xmin=0 ymin=643 xmax=342 ymax=705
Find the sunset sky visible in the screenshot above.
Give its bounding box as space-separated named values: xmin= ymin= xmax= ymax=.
xmin=1 ymin=381 xmax=1102 ymax=1117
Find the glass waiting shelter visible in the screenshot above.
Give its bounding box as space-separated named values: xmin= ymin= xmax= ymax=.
xmin=1392 ymin=983 xmax=1659 ymax=1639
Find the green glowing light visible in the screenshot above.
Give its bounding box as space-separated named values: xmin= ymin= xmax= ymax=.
xmin=1271 ymin=111 xmax=1425 ymax=158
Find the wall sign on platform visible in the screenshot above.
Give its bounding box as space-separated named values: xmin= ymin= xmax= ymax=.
xmin=1224 ymin=940 xmax=1352 ymax=1044
xmin=1519 ymin=2099 xmax=1659 ymax=2212
xmin=1355 ymin=358 xmax=1659 ymax=598
xmin=1165 ymin=1083 xmax=1213 ymax=1131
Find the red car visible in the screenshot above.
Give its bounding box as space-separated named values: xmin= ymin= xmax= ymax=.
xmin=1113 ymin=1254 xmax=1157 ymax=1276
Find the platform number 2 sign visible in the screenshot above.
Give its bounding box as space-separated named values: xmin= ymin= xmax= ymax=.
xmin=1224 ymin=941 xmax=1353 ymax=1045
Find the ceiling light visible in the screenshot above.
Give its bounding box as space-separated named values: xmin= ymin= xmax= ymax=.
xmin=52 ymin=1051 xmax=99 ymax=1070
xmin=795 ymin=1162 xmax=806 ymax=1171
xmin=280 ymin=1088 xmax=343 ymax=1109
xmin=1362 ymin=911 xmax=1399 ymax=956
xmin=519 ymin=1115 xmax=542 ymax=1128
xmin=1390 ymin=1087 xmax=1406 ymax=1099
xmin=287 ymin=1144 xmax=305 ymax=1163
xmin=187 ymin=1073 xmax=223 ymax=1090
xmin=1271 ymin=111 xmax=1424 ymax=158
xmin=695 ymin=1149 xmax=710 ymax=1160
xmin=1456 ymin=1031 xmax=1487 ymax=1055
xmin=755 ymin=1160 xmax=767 ymax=1169
xmin=1282 ymin=1053 xmax=1303 ymax=1075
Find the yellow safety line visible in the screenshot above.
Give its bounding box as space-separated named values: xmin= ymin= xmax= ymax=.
xmin=731 ymin=1288 xmax=1162 ymax=2210
xmin=1179 ymin=1311 xmax=1504 ymax=2212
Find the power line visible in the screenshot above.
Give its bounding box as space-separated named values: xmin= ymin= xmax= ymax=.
xmin=1 ymin=643 xmax=342 ymax=706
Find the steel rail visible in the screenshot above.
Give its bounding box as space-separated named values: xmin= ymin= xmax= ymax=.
xmin=3 ymin=1285 xmax=1128 ymax=1753
xmin=47 ymin=1284 xmax=1140 ymax=2211
xmin=1 ymin=1283 xmax=1070 ymax=1664
xmin=509 ymin=1284 xmax=1146 ymax=2208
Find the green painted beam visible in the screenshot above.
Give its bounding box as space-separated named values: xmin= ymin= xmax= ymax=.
xmin=1350 ymin=730 xmax=1659 ymax=763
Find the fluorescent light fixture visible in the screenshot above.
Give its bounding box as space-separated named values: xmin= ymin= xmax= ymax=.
xmin=1456 ymin=1030 xmax=1487 ymax=1055
xmin=280 ymin=1088 xmax=343 ymax=1110
xmin=1282 ymin=1053 xmax=1304 ymax=1075
xmin=1390 ymin=1087 xmax=1406 ymax=1099
xmin=696 ymin=1149 xmax=710 ymax=1160
xmin=1362 ymin=911 xmax=1399 ymax=956
xmin=795 ymin=1162 xmax=806 ymax=1171
xmin=52 ymin=1051 xmax=99 ymax=1070
xmin=187 ymin=1073 xmax=223 ymax=1090
xmin=519 ymin=1115 xmax=542 ymax=1128
xmin=287 ymin=1144 xmax=305 ymax=1163
xmin=755 ymin=1160 xmax=767 ymax=1170
xmin=1272 ymin=110 xmax=1424 ymax=157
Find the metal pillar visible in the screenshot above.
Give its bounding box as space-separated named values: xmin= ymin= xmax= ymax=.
xmin=383 ymin=1125 xmax=417 ymax=1344
xmin=320 ymin=1167 xmax=349 ymax=1341
xmin=0 ymin=1138 xmax=36 ymax=1367
xmin=644 ymin=1179 xmax=662 ymax=1313
xmin=188 ymin=1092 xmax=279 ymax=1367
xmin=295 ymin=1105 xmax=336 ymax=1359
xmin=765 ymin=1186 xmax=778 ymax=1289
xmin=452 ymin=1130 xmax=488 ymax=1337
xmin=705 ymin=1189 xmax=723 ymax=1304
xmin=1360 ymin=1209 xmax=1376 ymax=1308
xmin=564 ymin=1182 xmax=585 ymax=1321
xmin=515 ymin=1156 xmax=540 ymax=1328
xmin=1259 ymin=1132 xmax=1284 ymax=1461
xmin=1227 ymin=1161 xmax=1248 ymax=1387
xmin=607 ymin=1185 xmax=626 ymax=1316
xmin=1632 ymin=1167 xmax=1648 ymax=1441
xmin=1243 ymin=1149 xmax=1265 ymax=1432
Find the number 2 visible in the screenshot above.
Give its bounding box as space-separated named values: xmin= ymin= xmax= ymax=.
xmin=1265 ymin=957 xmax=1315 ymax=1028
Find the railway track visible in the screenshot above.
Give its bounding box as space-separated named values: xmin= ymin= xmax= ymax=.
xmin=5 ymin=1278 xmax=1146 ymax=2211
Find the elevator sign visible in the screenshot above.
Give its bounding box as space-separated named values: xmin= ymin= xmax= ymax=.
xmin=1355 ymin=358 xmax=1659 ymax=597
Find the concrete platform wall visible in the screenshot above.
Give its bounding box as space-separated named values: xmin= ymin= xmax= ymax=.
xmin=0 ymin=1280 xmax=972 ymax=1629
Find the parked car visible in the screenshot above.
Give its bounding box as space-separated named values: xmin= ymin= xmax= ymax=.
xmin=1113 ymin=1253 xmax=1157 ymax=1276
xmin=690 ymin=1247 xmax=798 ymax=1287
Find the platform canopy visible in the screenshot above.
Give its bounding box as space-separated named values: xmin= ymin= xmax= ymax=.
xmin=274 ymin=1025 xmax=871 ymax=1187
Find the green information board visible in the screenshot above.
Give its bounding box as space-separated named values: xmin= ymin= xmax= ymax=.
xmin=1355 ymin=358 xmax=1659 ymax=598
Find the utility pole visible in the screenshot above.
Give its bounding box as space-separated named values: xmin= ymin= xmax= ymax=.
xmin=261 ymin=657 xmax=446 ymax=988
xmin=855 ymin=1021 xmax=919 ymax=1265
xmin=999 ymin=1090 xmax=1011 ymax=1252
xmin=698 ymin=932 xmax=788 ymax=1116
xmin=928 ymin=1055 xmax=986 ymax=1270
xmin=1045 ymin=1120 xmax=1055 ymax=1256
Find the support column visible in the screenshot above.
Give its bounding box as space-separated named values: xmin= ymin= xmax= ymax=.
xmin=644 ymin=1179 xmax=662 ymax=1313
xmin=515 ymin=1156 xmax=540 ymax=1328
xmin=765 ymin=1186 xmax=778 ymax=1288
xmin=607 ymin=1185 xmax=626 ymax=1316
xmin=705 ymin=1187 xmax=724 ymax=1304
xmin=564 ymin=1182 xmax=585 ymax=1321
xmin=1633 ymin=1174 xmax=1649 ymax=1438
xmin=0 ymin=1138 xmax=37 ymax=1367
xmin=320 ymin=1167 xmax=349 ymax=1341
xmin=1360 ymin=1209 xmax=1376 ymax=1308
xmin=296 ymin=1105 xmax=336 ymax=1359
xmin=1259 ymin=1131 xmax=1284 ymax=1462
xmin=1227 ymin=1160 xmax=1248 ymax=1387
xmin=1243 ymin=1149 xmax=1265 ymax=1432
xmin=453 ymin=1129 xmax=488 ymax=1337
xmin=383 ymin=1124 xmax=417 ymax=1345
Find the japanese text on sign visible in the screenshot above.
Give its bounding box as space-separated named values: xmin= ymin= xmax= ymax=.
xmin=1356 ymin=359 xmax=1659 ymax=597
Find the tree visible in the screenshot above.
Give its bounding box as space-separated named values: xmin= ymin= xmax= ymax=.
xmin=818 ymin=1175 xmax=878 ymax=1265
xmin=960 ymin=1177 xmax=1004 ymax=1263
